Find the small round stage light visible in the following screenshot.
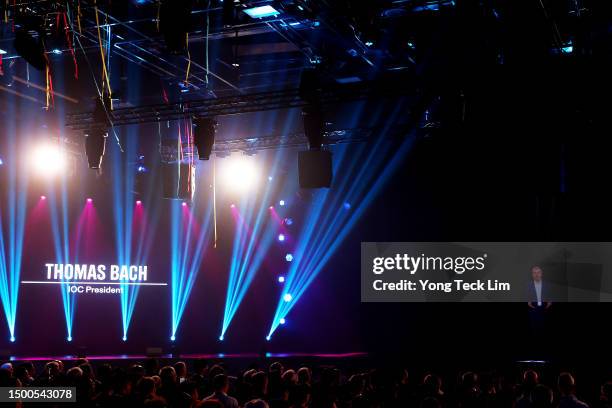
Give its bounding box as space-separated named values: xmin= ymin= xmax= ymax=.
xmin=284 ymin=218 xmax=293 ymax=226
xmin=182 ymin=202 xmax=188 ymax=207
xmin=283 ymin=293 xmax=293 ymax=302
xmin=285 ymin=253 xmax=293 ymax=262
xmin=344 ymin=202 xmax=351 ymax=210
xmin=136 ymin=200 xmax=142 ymax=205
xmin=280 ymin=318 xmax=286 ymax=325
xmin=269 ymin=206 xmax=274 ymax=210
xmin=219 ymin=335 xmax=224 ymax=341
xmin=268 ymin=176 xmax=273 ymax=181
xmin=86 ymin=198 xmax=93 ymax=203
xmin=266 ymin=335 xmax=271 ymax=341
xmin=0 ymin=158 xmax=3 ymax=165
xmin=278 ymin=234 xmax=286 ymax=242
xmin=279 ymin=200 xmax=285 ymax=206
xmin=67 ymin=336 xmax=72 ymax=342
xmin=40 ymin=195 xmax=46 ymax=200
xmin=170 ymin=335 xmax=176 ymax=341
xmin=32 ymin=144 xmax=67 ymax=176
xmin=278 ymin=276 xmax=285 ymax=283
xmin=9 ymin=336 xmax=15 ymax=343
xmin=122 ymin=335 xmax=127 ymax=341
xmin=137 ymin=165 xmax=147 ymax=173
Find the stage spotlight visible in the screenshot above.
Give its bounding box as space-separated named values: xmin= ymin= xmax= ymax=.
xmin=280 ymin=318 xmax=286 ymax=325
xmin=266 ymin=335 xmax=271 ymax=341
xmin=284 ymin=218 xmax=293 ymax=226
xmin=344 ymin=202 xmax=351 ymax=210
xmin=170 ymin=335 xmax=176 ymax=341
xmin=278 ymin=234 xmax=286 ymax=242
xmin=85 ymin=130 xmax=107 ymax=170
xmin=40 ymin=195 xmax=46 ymax=200
xmin=193 ymin=117 xmax=217 ymax=160
xmin=137 ymin=165 xmax=147 ymax=173
xmin=32 ymin=144 xmax=67 ymax=176
xmin=67 ymin=336 xmax=72 ymax=342
xmin=268 ymin=176 xmax=273 ymax=181
xmin=9 ymin=336 xmax=15 ymax=343
xmin=279 ymin=200 xmax=286 ymax=206
xmin=221 ymin=154 xmax=260 ymax=193
xmin=136 ymin=200 xmax=142 ymax=205
xmin=219 ymin=335 xmax=224 ymax=341
xmin=278 ymin=276 xmax=285 ymax=283
xmin=182 ymin=202 xmax=188 ymax=207
xmin=122 ymin=335 xmax=127 ymax=341
xmin=0 ymin=158 xmax=3 ymax=165
xmin=283 ymin=293 xmax=293 ymax=302
xmin=243 ymin=5 xmax=280 ymax=19
xmin=230 ymin=204 xmax=236 ymax=208
xmin=285 ymin=254 xmax=293 ymax=262
xmin=86 ymin=198 xmax=93 ymax=203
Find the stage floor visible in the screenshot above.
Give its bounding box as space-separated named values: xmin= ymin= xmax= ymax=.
xmin=7 ymin=352 xmax=368 ymax=362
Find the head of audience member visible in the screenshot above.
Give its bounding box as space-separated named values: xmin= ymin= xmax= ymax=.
xmin=144 ymin=358 xmax=160 ymax=376
xmin=558 ymin=372 xmax=576 ymax=397
xmin=175 ymin=361 xmax=187 ymax=379
xmin=297 ymin=367 xmax=311 ymax=385
xmin=252 ymin=371 xmax=268 ymax=397
xmin=159 ymin=366 xmax=178 ymax=390
xmin=198 ymin=400 xmax=224 ymax=408
xmin=245 ymin=399 xmax=270 ymax=408
xmin=194 ymin=359 xmax=209 ymax=376
xmin=423 ymin=374 xmax=443 ymax=396
xmin=213 ymin=373 xmax=230 ymax=395
xmin=138 ymin=376 xmax=157 ymax=398
xmin=282 ymin=369 xmax=298 ymax=387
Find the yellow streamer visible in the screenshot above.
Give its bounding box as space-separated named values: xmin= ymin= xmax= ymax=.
xmin=94 ymin=0 xmax=113 ymax=110
xmin=184 ymin=33 xmax=191 ymax=86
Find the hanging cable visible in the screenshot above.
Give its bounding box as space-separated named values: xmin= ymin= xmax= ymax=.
xmin=94 ymin=0 xmax=113 ymax=110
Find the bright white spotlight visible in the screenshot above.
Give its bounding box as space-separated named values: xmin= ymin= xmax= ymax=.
xmin=283 ymin=293 xmax=293 ymax=302
xmin=219 ymin=335 xmax=224 ymax=341
xmin=67 ymin=336 xmax=72 ymax=342
xmin=280 ymin=318 xmax=286 ymax=325
xmin=285 ymin=253 xmax=293 ymax=262
xmin=32 ymin=144 xmax=67 ymax=176
xmin=278 ymin=276 xmax=285 ymax=283
xmin=221 ymin=154 xmax=260 ymax=193
xmin=9 ymin=336 xmax=15 ymax=342
xmin=170 ymin=335 xmax=176 ymax=341
xmin=266 ymin=335 xmax=271 ymax=341
xmin=122 ymin=335 xmax=127 ymax=341
xmin=279 ymin=200 xmax=285 ymax=206
xmin=278 ymin=234 xmax=286 ymax=242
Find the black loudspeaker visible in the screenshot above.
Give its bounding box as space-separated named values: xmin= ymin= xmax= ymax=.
xmin=298 ymin=150 xmax=332 ymax=188
xmin=14 ymin=30 xmax=47 ymax=71
xmin=193 ymin=117 xmax=216 ymax=160
xmin=161 ymin=162 xmax=195 ymax=200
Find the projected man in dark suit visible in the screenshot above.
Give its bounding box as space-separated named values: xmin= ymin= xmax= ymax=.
xmin=527 ymin=266 xmax=552 ymax=310
xmin=527 ymin=265 xmax=552 ymax=352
